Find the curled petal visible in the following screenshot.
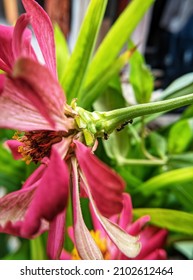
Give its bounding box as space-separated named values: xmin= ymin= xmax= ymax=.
xmin=0 ymin=25 xmax=14 ymax=72
xmin=127 ymin=216 xmax=150 ymax=236
xmin=118 ymin=193 xmax=133 ymax=230
xmin=80 ymin=171 xmax=141 ymax=259
xmin=135 ymin=227 xmax=168 ymax=260
xmin=12 ymin=14 xmax=36 ymax=60
xmin=47 ymin=210 xmax=66 ymax=260
xmin=74 ymin=141 xmax=125 ymax=217
xmin=22 ymin=0 xmax=57 ymax=78
xmin=5 ymin=140 xmax=23 ymax=160
xmin=72 ymin=158 xmax=103 ymax=260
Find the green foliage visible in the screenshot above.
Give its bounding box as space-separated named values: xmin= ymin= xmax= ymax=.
xmin=134 ymin=209 xmax=193 ymax=235
xmin=128 ymin=41 xmax=154 ymax=103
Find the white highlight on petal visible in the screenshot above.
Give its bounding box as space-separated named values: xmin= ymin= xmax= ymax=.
xmin=80 ymin=171 xmax=141 ymax=258
xmin=71 ymin=158 xmax=103 ymax=260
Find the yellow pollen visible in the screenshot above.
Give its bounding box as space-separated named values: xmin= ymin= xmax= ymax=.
xmin=71 ymin=230 xmax=110 ymax=260
xmin=13 ymin=130 xmax=65 ymax=164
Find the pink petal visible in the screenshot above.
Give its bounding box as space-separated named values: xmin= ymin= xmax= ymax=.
xmin=13 ymin=58 xmax=66 ymax=116
xmin=12 ymin=14 xmax=36 ymax=60
xmin=22 ymin=0 xmax=57 ymax=78
xmin=72 ymin=158 xmax=103 ymax=260
xmin=22 ymin=164 xmax=47 ymax=189
xmin=144 ymin=249 xmax=167 ymax=260
xmin=0 ymin=77 xmax=70 ymax=131
xmin=135 ymin=227 xmax=168 ymax=260
xmin=127 ymin=215 xmax=150 ymax=236
xmin=0 ymin=74 xmax=5 ymax=95
xmin=0 ymin=185 xmax=37 ymax=236
xmin=118 ymin=193 xmax=133 ymax=230
xmin=60 ymin=250 xmax=72 ymax=260
xmin=47 ymin=210 xmax=66 ymax=260
xmin=5 ymin=140 xmax=23 ymax=160
xmin=21 ymin=148 xmax=69 ymax=237
xmin=0 ymin=25 xmax=14 ymax=72
xmin=81 ymin=171 xmax=141 ymax=259
xmin=74 ymin=141 xmax=125 ymax=217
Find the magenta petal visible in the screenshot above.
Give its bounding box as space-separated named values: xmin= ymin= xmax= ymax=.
xmin=74 ymin=141 xmax=125 ymax=217
xmin=22 ymin=148 xmax=69 ymax=237
xmin=135 ymin=227 xmax=168 ymax=260
xmin=118 ymin=193 xmax=133 ymax=230
xmin=5 ymin=140 xmax=23 ymax=160
xmin=13 ymin=58 xmax=66 ymax=115
xmin=0 ymin=186 xmax=37 ymax=236
xmin=0 ymin=74 xmax=5 ymax=95
xmin=22 ymin=0 xmax=57 ymax=78
xmin=12 ymin=14 xmax=35 ymax=60
xmin=144 ymin=249 xmax=167 ymax=260
xmin=127 ymin=216 xmax=150 ymax=236
xmin=0 ymin=25 xmax=14 ymax=72
xmin=47 ymin=210 xmax=66 ymax=260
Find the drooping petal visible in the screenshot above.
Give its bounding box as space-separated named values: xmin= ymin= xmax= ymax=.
xmin=12 ymin=14 xmax=36 ymax=60
xmin=134 ymin=227 xmax=168 ymax=260
xmin=47 ymin=210 xmax=66 ymax=260
xmin=80 ymin=171 xmax=141 ymax=259
xmin=118 ymin=193 xmax=133 ymax=230
xmin=21 ymin=148 xmax=69 ymax=237
xmin=74 ymin=140 xmax=125 ymax=217
xmin=0 ymin=185 xmax=38 ymax=236
xmin=13 ymin=58 xmax=66 ymax=115
xmin=22 ymin=0 xmax=57 ymax=78
xmin=127 ymin=216 xmax=150 ymax=236
xmin=71 ymin=158 xmax=103 ymax=260
xmin=0 ymin=25 xmax=14 ymax=72
xmin=5 ymin=140 xmax=23 ymax=160
xmin=0 ymin=77 xmax=71 ymax=131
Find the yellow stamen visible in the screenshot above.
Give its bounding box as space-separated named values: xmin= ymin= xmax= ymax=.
xmin=71 ymin=230 xmax=110 ymax=260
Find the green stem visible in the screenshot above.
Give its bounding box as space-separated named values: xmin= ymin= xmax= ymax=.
xmin=97 ymin=93 xmax=193 ymax=133
xmin=119 ymin=157 xmax=166 ymax=166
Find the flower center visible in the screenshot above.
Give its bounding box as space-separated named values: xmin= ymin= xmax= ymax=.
xmin=71 ymin=230 xmax=110 ymax=260
xmin=14 ymin=130 xmax=69 ymax=164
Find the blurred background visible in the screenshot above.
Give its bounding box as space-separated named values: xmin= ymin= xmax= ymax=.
xmin=1 ymin=0 xmax=193 ymax=90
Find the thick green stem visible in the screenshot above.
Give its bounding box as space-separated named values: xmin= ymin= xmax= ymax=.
xmin=97 ymin=93 xmax=193 ymax=133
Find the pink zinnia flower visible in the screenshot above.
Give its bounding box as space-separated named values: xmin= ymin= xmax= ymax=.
xmin=0 ymin=0 xmax=140 ymax=259
xmin=62 ymin=193 xmax=168 ymax=260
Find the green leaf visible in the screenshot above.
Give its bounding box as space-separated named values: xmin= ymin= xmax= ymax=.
xmin=94 ymin=77 xmax=130 ymax=162
xmin=168 ymin=153 xmax=193 ymax=168
xmin=54 ymin=24 xmax=70 ymax=83
xmin=148 ymin=132 xmax=167 ymax=159
xmin=30 ymin=236 xmax=47 ymax=260
xmin=174 ymin=184 xmax=193 ymax=211
xmin=168 ymin=118 xmax=193 ymax=154
xmin=174 ymin=241 xmax=193 ymax=259
xmin=0 ymin=143 xmax=27 ymax=192
xmin=134 ymin=208 xmax=193 ymax=235
xmin=128 ymin=41 xmax=154 ymax=103
xmin=134 ymin=167 xmax=193 ymax=195
xmin=81 ymin=0 xmax=155 ymax=104
xmin=161 ymin=72 xmax=193 ymax=100
xmin=61 ymin=0 xmax=108 ymax=102
xmin=79 ymin=50 xmax=135 ymax=108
